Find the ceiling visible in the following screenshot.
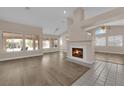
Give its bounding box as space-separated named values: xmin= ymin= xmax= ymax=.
xmin=0 ymin=7 xmax=116 ymax=35
xmin=84 ymin=7 xmax=115 ymax=19
xmin=104 ymin=19 xmax=124 ymax=26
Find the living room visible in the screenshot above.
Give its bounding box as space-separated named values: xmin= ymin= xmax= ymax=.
xmin=0 ymin=7 xmax=124 ymax=86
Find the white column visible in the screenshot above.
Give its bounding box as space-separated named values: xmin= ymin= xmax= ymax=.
xmin=0 ymin=31 xmax=3 ymax=53
xmin=57 ymin=37 xmax=59 ymax=49
xmin=23 ymin=35 xmax=26 ymax=52
xmin=39 ymin=35 xmax=42 ymax=50
xmin=49 ymin=38 xmax=52 ymax=48
xmin=33 ymin=39 xmax=35 ymax=50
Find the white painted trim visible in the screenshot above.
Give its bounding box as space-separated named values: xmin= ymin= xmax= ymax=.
xmin=0 ymin=50 xmax=43 ymax=61
xmin=95 ymin=50 xmax=124 ymax=55
xmin=43 ymin=48 xmax=60 ymax=53
xmin=66 ymin=57 xmax=93 ymax=67
xmin=0 ymin=53 xmax=43 ymax=61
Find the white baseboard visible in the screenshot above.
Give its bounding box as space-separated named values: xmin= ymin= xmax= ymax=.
xmin=0 ymin=51 xmax=43 ymax=61
xmin=95 ymin=50 xmax=124 ymax=55
xmin=66 ymin=57 xmax=93 ymax=68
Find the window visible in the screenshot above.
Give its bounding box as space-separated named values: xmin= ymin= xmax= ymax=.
xmin=108 ymin=35 xmax=123 ymax=47
xmin=25 ymin=35 xmax=34 ymax=51
xmin=95 ymin=27 xmax=106 ymax=35
xmin=59 ymin=37 xmax=63 ymax=46
xmin=6 ymin=39 xmax=23 ymax=52
xmin=53 ymin=39 xmax=58 ymax=48
xmin=43 ymin=40 xmax=50 ymax=49
xmin=3 ymin=32 xmax=23 ymax=52
xmin=3 ymin=32 xmax=40 ymax=52
xmin=96 ymin=37 xmax=106 ymax=46
xmin=34 ymin=35 xmax=39 ymax=50
xmin=35 ymin=40 xmax=39 ymax=50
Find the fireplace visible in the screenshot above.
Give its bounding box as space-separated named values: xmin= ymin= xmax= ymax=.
xmin=67 ymin=42 xmax=94 ymax=64
xmin=72 ymin=48 xmax=83 ymax=58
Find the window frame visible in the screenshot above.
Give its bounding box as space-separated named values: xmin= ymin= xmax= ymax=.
xmin=3 ymin=32 xmax=23 ymax=52
xmin=43 ymin=40 xmax=50 ymax=49
xmin=52 ymin=39 xmax=58 ymax=48
xmin=2 ymin=32 xmax=40 ymax=52
xmin=95 ymin=36 xmax=107 ymax=46
xmin=108 ymin=35 xmax=123 ymax=47
xmin=34 ymin=39 xmax=40 ymax=50
xmin=95 ymin=27 xmax=106 ymax=36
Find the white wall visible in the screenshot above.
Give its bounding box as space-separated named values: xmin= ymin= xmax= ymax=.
xmin=66 ymin=8 xmax=94 ymax=64
xmin=0 ymin=20 xmax=43 ymax=61
xmin=59 ymin=32 xmax=69 ymax=52
xmin=59 ymin=8 xmax=92 ymax=53
xmin=95 ymin=26 xmax=124 ymax=54
xmin=68 ymin=8 xmax=91 ymax=42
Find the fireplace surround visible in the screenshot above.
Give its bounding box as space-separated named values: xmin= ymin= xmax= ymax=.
xmin=66 ymin=8 xmax=94 ymax=65
xmin=67 ymin=41 xmax=94 ymax=64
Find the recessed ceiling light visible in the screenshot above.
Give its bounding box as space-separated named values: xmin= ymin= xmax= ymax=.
xmin=64 ymin=10 xmax=67 ymax=14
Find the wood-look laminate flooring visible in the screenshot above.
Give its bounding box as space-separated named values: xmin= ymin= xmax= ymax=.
xmin=0 ymin=52 xmax=89 ymax=86
xmin=95 ymin=52 xmax=124 ymax=65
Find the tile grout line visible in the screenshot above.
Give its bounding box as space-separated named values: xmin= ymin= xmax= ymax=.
xmin=94 ymin=61 xmax=103 ymax=71
xmin=104 ymin=63 xmax=112 ymax=86
xmin=115 ymin=64 xmax=118 ymax=86
xmin=72 ymin=62 xmax=102 ymax=86
xmin=90 ymin=62 xmax=104 ymax=85
xmin=93 ymin=62 xmax=107 ymax=85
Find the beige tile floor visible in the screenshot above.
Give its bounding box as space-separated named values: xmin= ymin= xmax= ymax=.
xmin=72 ymin=52 xmax=124 ymax=86
xmin=72 ymin=60 xmax=124 ymax=86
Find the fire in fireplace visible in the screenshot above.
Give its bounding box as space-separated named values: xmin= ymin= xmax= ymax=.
xmin=72 ymin=48 xmax=83 ymax=58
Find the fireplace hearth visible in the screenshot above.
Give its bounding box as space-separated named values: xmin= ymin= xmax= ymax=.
xmin=72 ymin=48 xmax=83 ymax=58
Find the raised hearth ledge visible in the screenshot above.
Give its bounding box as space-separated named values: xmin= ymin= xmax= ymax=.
xmin=66 ymin=56 xmax=93 ymax=68
xmin=67 ymin=40 xmax=95 ymax=65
